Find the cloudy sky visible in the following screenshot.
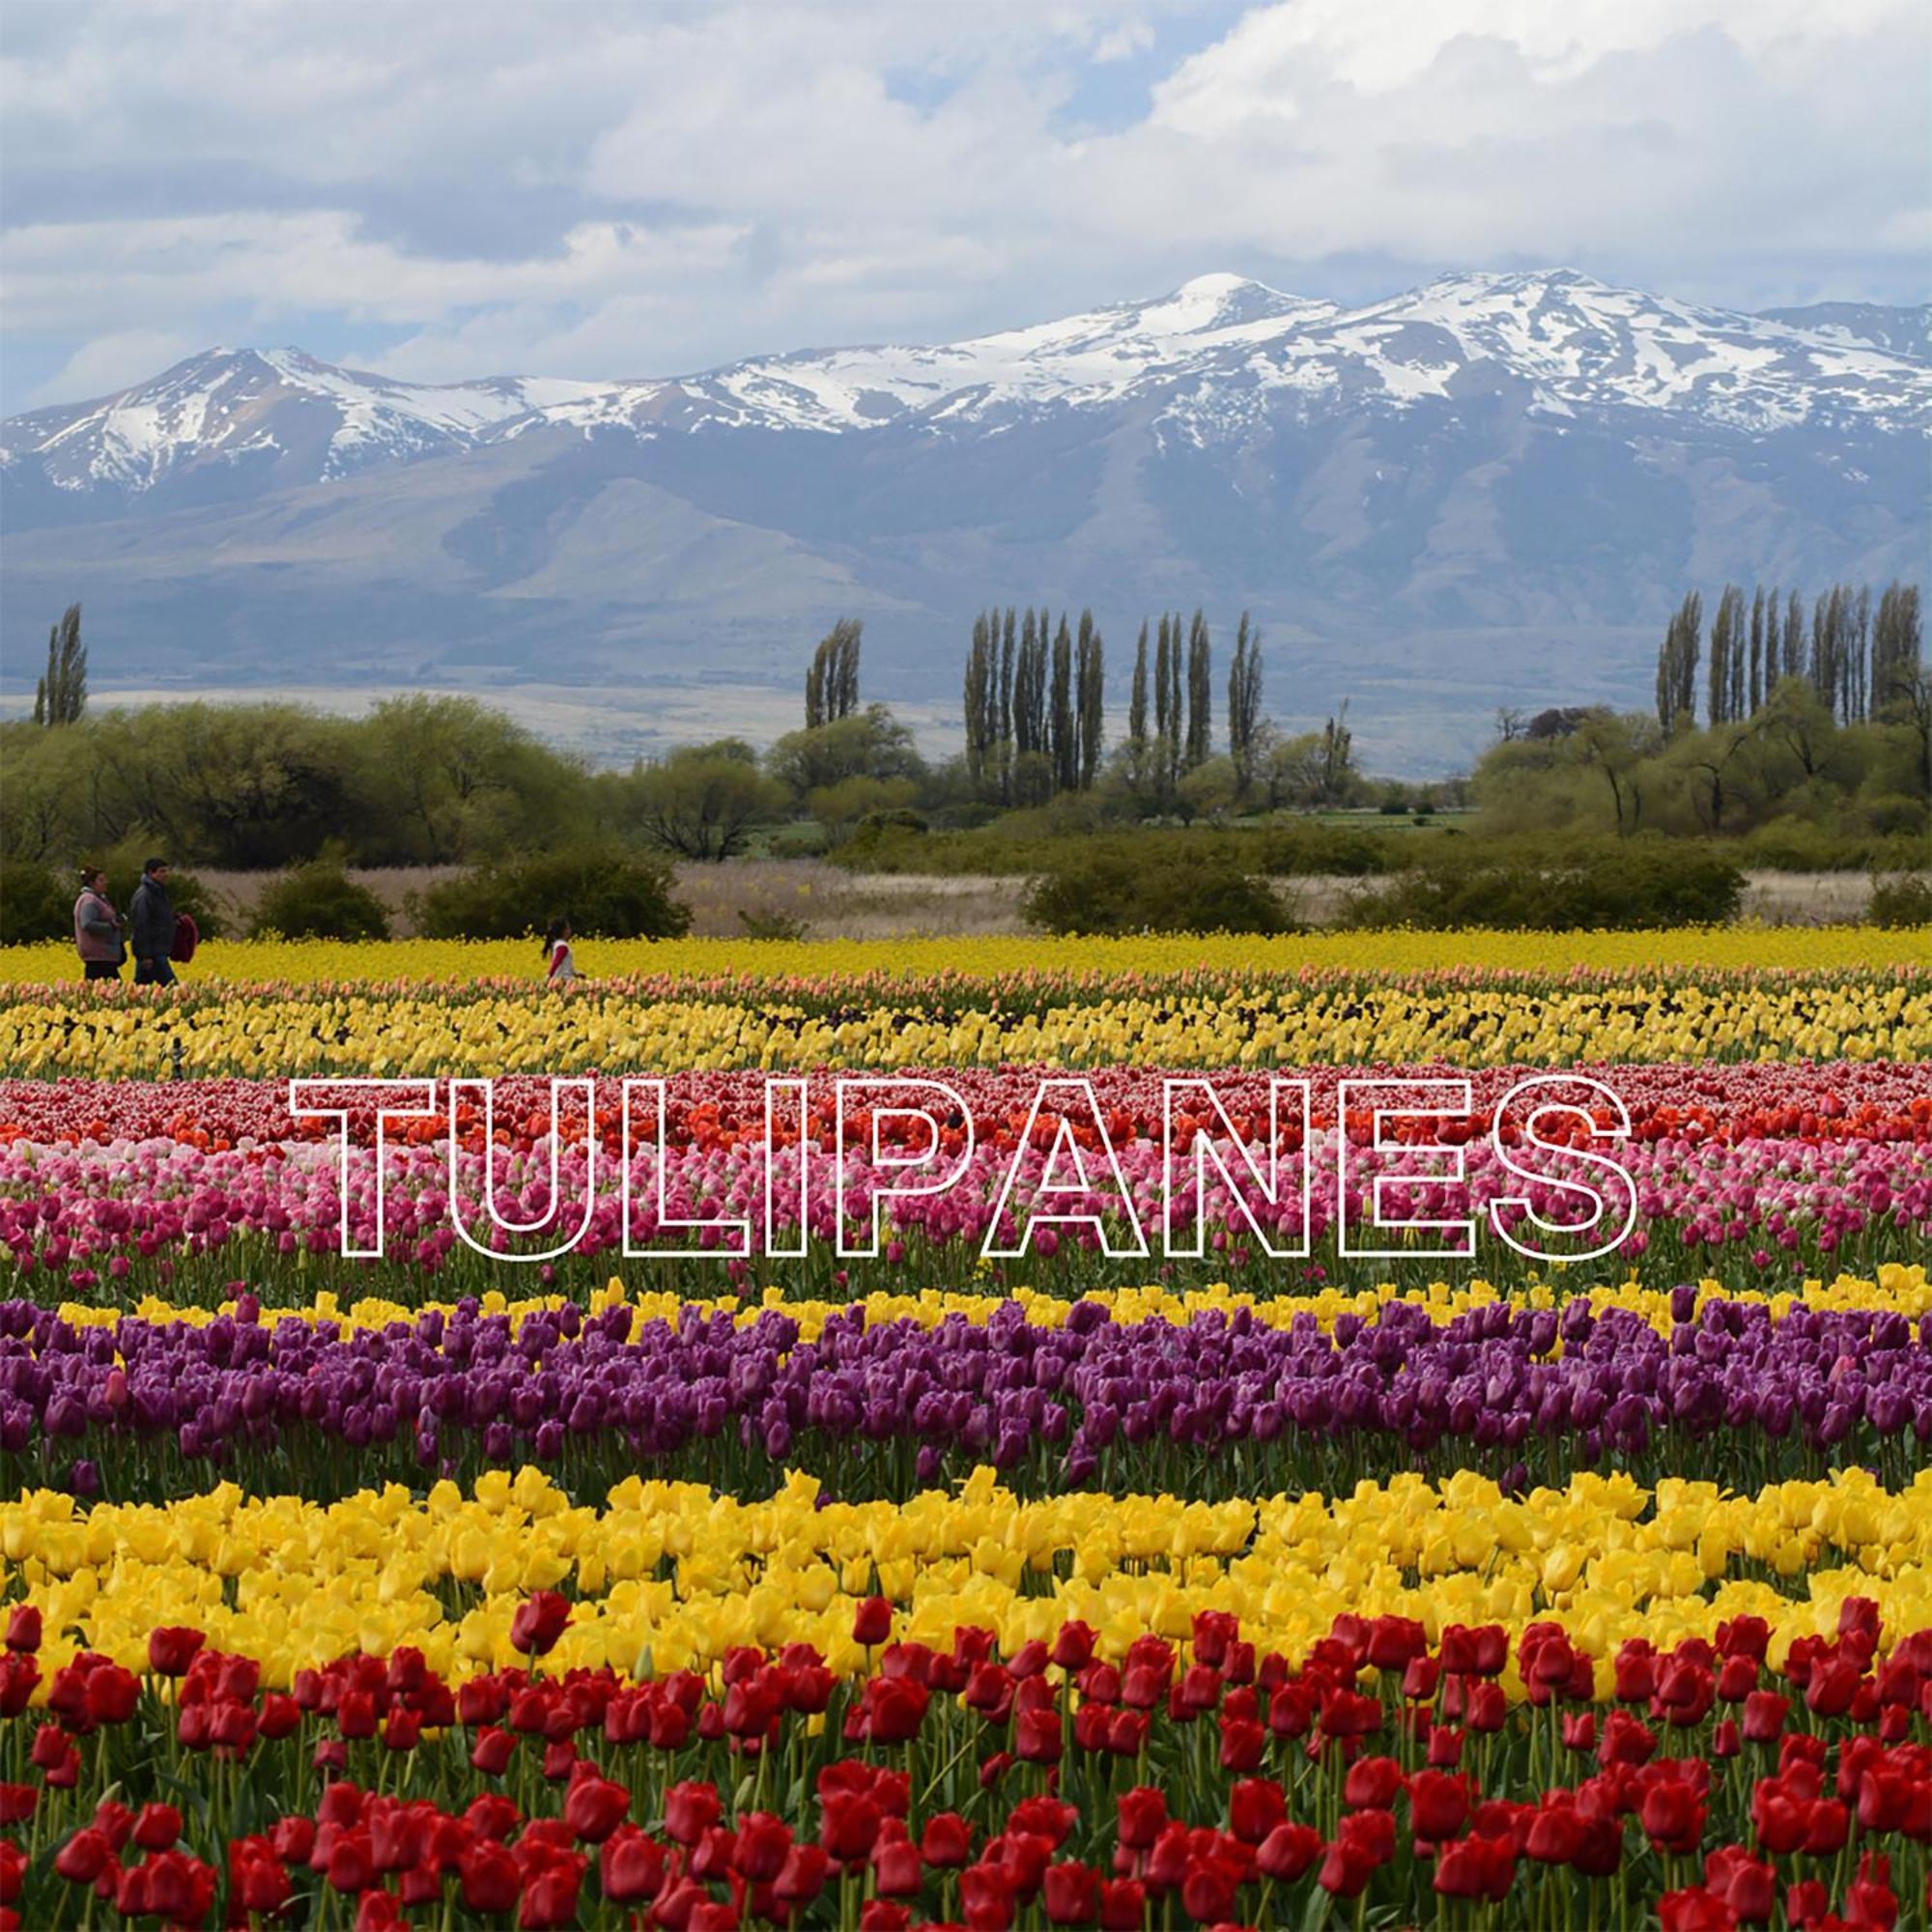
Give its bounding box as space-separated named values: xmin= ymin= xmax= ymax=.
xmin=3 ymin=0 xmax=1925 ymax=413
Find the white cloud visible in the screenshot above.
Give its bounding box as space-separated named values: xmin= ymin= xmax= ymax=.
xmin=1 ymin=0 xmax=1924 ymax=407
xmin=23 ymin=328 xmax=199 ymax=407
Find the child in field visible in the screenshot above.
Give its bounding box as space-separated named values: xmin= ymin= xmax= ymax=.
xmin=544 ymin=917 xmax=577 ymax=984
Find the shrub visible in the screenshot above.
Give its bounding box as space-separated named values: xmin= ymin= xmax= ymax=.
xmin=1866 ymin=873 xmax=1932 ymax=929
xmin=0 ymin=858 xmax=69 ymax=945
xmin=737 ymin=908 xmax=810 ymax=941
xmin=249 ymin=861 xmax=392 ymax=941
xmin=1339 ymin=842 xmax=1746 ymax=930
xmin=1022 ymin=846 xmax=1294 ymax=935
xmin=412 ymin=848 xmax=692 ymax=941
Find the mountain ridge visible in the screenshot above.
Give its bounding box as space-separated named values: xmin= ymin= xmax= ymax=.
xmin=8 ymin=271 xmax=1927 ymax=521
xmin=2 ymin=270 xmax=1926 ymax=770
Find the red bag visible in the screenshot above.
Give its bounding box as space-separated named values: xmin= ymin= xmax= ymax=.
xmin=171 ymin=913 xmax=199 ymax=964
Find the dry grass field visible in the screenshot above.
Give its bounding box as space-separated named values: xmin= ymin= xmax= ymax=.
xmin=195 ymin=860 xmax=1916 ymax=940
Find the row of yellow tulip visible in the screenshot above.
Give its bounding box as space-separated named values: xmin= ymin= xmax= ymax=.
xmin=44 ymin=1265 xmax=1932 ymax=1345
xmin=6 ymin=980 xmax=1926 ymax=1076
xmin=8 ymin=1465 xmax=1925 ymax=1693
xmin=4 ymin=927 xmax=1925 ymax=987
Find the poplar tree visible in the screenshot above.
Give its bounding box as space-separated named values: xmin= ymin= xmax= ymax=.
xmin=1075 ymin=609 xmax=1104 ymax=790
xmin=1184 ymin=609 xmax=1211 ymax=771
xmin=1227 ymin=611 xmax=1263 ymax=788
xmin=1748 ymin=587 xmax=1766 ymax=716
xmin=1873 ymin=582 xmax=1923 ymax=714
xmin=1128 ymin=621 xmax=1150 ymax=750
xmin=1164 ymin=613 xmax=1183 ymax=790
xmin=33 ymin=603 xmax=86 ymax=727
xmin=963 ymin=611 xmax=994 ymax=792
xmin=1655 ymin=592 xmax=1701 ymax=734
xmin=996 ymin=609 xmax=1016 ymax=801
xmin=1049 ymin=613 xmax=1075 ymax=793
xmin=805 ymin=618 xmax=862 ymax=728
xmin=1707 ymin=585 xmax=1744 ymax=726
xmin=1783 ymin=590 xmax=1805 ymax=682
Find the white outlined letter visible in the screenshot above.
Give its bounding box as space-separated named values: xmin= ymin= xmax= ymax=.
xmin=449 ymin=1077 xmax=597 ymax=1263
xmin=1161 ymin=1077 xmax=1312 ymax=1259
xmin=835 ymin=1076 xmax=975 ymax=1258
xmin=619 ymin=1079 xmax=751 ymax=1259
xmin=1487 ymin=1075 xmax=1638 ymax=1263
xmin=288 ymin=1078 xmax=440 ymax=1259
xmin=1337 ymin=1078 xmax=1476 ymax=1260
xmin=981 ymin=1077 xmax=1149 ymax=1261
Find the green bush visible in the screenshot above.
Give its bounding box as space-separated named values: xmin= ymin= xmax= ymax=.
xmin=0 ymin=858 xmax=70 ymax=945
xmin=412 ymin=848 xmax=692 ymax=941
xmin=1866 ymin=873 xmax=1932 ymax=929
xmin=249 ymin=861 xmax=392 ymax=941
xmin=838 ymin=819 xmax=1399 ymax=881
xmin=1022 ymin=846 xmax=1294 ymax=935
xmin=1339 ymin=842 xmax=1747 ymax=930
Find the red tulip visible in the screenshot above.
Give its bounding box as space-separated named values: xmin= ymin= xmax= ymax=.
xmin=852 ymin=1597 xmax=893 ymax=1646
xmin=598 ymin=1828 xmax=666 ymax=1905
xmin=509 ymin=1592 xmax=571 ymax=1659
xmin=1434 ymin=1833 xmax=1515 ymax=1902
xmin=1257 ymin=1822 xmax=1321 ymax=1882
xmin=132 ymin=1804 xmax=182 ymax=1852
xmin=147 ymin=1627 xmax=205 ymax=1676
xmin=1043 ymin=1861 xmax=1100 ymax=1925
xmin=562 ymin=1775 xmax=628 ymax=1845
xmin=664 ymin=1781 xmax=722 ymax=1847
xmin=54 ymin=1828 xmax=112 ymax=1885
xmin=922 ymin=1812 xmax=973 ymax=1868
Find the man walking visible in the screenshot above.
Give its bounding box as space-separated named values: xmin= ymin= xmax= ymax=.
xmin=73 ymin=866 xmax=125 ymax=980
xmin=129 ymin=857 xmax=178 ymax=986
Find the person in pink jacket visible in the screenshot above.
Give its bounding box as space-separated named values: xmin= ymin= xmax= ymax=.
xmin=73 ymin=866 xmax=125 ymax=980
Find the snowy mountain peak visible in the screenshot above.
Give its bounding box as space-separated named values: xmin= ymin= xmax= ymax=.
xmin=5 ymin=270 xmax=1926 ymax=508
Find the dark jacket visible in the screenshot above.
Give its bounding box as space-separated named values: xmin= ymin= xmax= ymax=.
xmin=129 ymin=876 xmax=175 ymax=964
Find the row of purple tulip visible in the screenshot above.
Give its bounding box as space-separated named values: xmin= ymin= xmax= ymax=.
xmin=6 ymin=1290 xmax=1928 ymax=1503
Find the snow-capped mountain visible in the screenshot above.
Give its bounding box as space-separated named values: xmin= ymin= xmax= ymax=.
xmin=3 ymin=270 xmax=1925 ymax=767
xmin=8 ymin=271 xmax=1924 ymax=515
xmin=0 ymin=348 xmax=601 ymax=512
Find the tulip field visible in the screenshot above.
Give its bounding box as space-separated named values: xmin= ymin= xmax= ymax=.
xmin=2 ymin=931 xmax=1930 ymax=1930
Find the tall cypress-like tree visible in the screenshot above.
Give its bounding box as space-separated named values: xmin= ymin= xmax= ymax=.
xmin=1656 ymin=592 xmax=1701 ymax=734
xmin=1227 ymin=611 xmax=1263 ymax=787
xmin=1184 ymin=610 xmax=1211 ymax=771
xmin=805 ymin=617 xmax=862 ymax=727
xmin=33 ymin=603 xmax=86 ymax=728
xmin=996 ymin=609 xmax=1016 ymax=801
xmin=1152 ymin=613 xmax=1174 ymax=792
xmin=963 ymin=611 xmax=994 ymax=791
xmin=1164 ymin=613 xmax=1183 ymax=789
xmin=1049 ymin=614 xmax=1075 ymax=793
xmin=1708 ymin=585 xmax=1745 ymax=726
xmin=1747 ymin=587 xmax=1766 ymax=716
xmin=1783 ymin=590 xmax=1805 ymax=682
xmin=1847 ymin=583 xmax=1862 ymax=723
xmin=1075 ymin=610 xmax=1104 ymax=790
xmin=1128 ymin=621 xmax=1150 ymax=751
xmin=1014 ymin=611 xmax=1038 ymax=756
xmin=1873 ymin=582 xmax=1923 ymax=714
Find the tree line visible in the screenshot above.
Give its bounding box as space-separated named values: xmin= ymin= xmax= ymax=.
xmin=1657 ymin=582 xmax=1921 ymax=732
xmin=958 ymin=605 xmax=1343 ymax=813
xmin=1488 ymin=587 xmax=1927 ymax=850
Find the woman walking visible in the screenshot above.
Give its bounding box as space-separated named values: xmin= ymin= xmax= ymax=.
xmin=73 ymin=866 xmax=125 ymax=980
xmin=544 ymin=916 xmax=577 ymax=985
